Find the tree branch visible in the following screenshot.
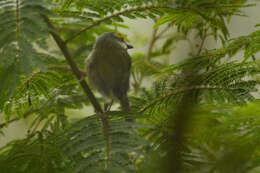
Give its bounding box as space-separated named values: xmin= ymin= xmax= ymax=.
xmin=197 ymin=24 xmax=211 ymax=55
xmin=64 ymin=5 xmax=171 ymax=43
xmin=42 ymin=15 xmax=110 ymax=160
xmin=42 ymin=15 xmax=103 ymax=114
xmin=202 ymin=40 xmax=250 ymax=62
xmin=62 ymin=4 xmax=208 ymax=44
xmin=0 ymin=109 xmax=39 ymax=129
xmin=197 ymin=32 xmax=207 ymax=55
xmin=144 ymin=21 xmax=172 ymax=76
xmin=48 ymin=65 xmax=87 ymax=76
xmin=146 ymin=23 xmax=159 ymax=62
xmin=144 ymin=25 xmax=163 ymax=73
xmin=155 ymin=23 xmax=172 ymax=40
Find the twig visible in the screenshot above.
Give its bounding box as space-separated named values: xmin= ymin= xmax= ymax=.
xmin=146 ymin=26 xmax=158 ymax=61
xmin=131 ymin=71 xmax=141 ymax=94
xmin=42 ymin=15 xmax=110 ymax=162
xmin=48 ymin=65 xmax=72 ymax=71
xmin=15 ymin=0 xmax=20 ymax=38
xmin=139 ymin=86 xmax=237 ymax=113
xmin=26 ymin=81 xmax=32 ymax=106
xmin=16 ymin=71 xmax=41 ymax=95
xmin=48 ymin=65 xmax=87 ymax=76
xmin=197 ymin=26 xmax=210 ymax=55
xmin=202 ymin=40 xmax=249 ymax=61
xmin=145 ymin=21 xmax=173 ymax=76
xmin=144 ymin=26 xmax=164 ymax=73
xmin=63 ymin=4 xmax=208 ymax=44
xmin=197 ymin=34 xmax=207 ymax=55
xmin=0 ymin=109 xmax=39 ymax=129
xmin=16 ymin=65 xmax=87 ymax=97
xmin=155 ymin=24 xmax=172 ymax=40
xmin=63 ymin=5 xmax=206 ymax=44
xmin=42 ymin=15 xmax=103 ymax=114
xmin=64 ymin=5 xmax=171 ymax=44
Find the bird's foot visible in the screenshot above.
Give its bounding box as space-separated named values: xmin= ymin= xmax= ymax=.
xmin=104 ymin=100 xmax=114 ymax=112
xmin=78 ymin=71 xmax=87 ymax=82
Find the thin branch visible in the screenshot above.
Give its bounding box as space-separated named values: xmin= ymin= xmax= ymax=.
xmin=197 ymin=33 xmax=207 ymax=55
xmin=144 ymin=26 xmax=164 ymax=73
xmin=203 ymin=40 xmax=249 ymax=61
xmin=144 ymin=21 xmax=173 ymax=76
xmin=131 ymin=71 xmax=141 ymax=95
xmin=155 ymin=24 xmax=172 ymax=40
xmin=197 ymin=25 xmax=210 ymax=55
xmin=42 ymin=15 xmax=110 ymax=161
xmin=0 ymin=109 xmax=39 ymax=129
xmin=42 ymin=15 xmax=103 ymax=114
xmin=65 ymin=5 xmax=171 ymax=43
xmin=48 ymin=65 xmax=87 ymax=76
xmin=216 ymin=42 xmax=249 ymax=57
xmin=17 ymin=71 xmax=41 ymax=94
xmin=63 ymin=4 xmax=207 ymax=44
xmin=146 ymin=26 xmax=158 ymax=61
xmin=131 ymin=19 xmax=172 ymax=93
xmin=26 ymin=81 xmax=32 ymax=106
xmin=48 ymin=65 xmax=72 ymax=71
xmin=15 ymin=0 xmax=20 ymax=38
xmin=17 ymin=65 xmax=87 ymax=94
xmin=139 ymin=86 xmax=237 ymax=113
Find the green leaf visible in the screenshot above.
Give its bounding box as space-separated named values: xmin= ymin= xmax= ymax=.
xmin=0 ymin=65 xmax=19 ymax=109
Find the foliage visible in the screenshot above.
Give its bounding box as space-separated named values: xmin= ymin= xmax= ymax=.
xmin=0 ymin=0 xmax=260 ymax=172
xmin=65 ymin=112 xmax=146 ymax=173
xmin=0 ymin=116 xmax=70 ymax=173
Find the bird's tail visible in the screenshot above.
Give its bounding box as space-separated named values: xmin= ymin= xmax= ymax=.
xmin=120 ymin=96 xmax=134 ymax=122
xmin=120 ymin=95 xmax=130 ymax=111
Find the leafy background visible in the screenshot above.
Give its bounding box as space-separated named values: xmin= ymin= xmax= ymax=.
xmin=0 ymin=0 xmax=260 ymax=172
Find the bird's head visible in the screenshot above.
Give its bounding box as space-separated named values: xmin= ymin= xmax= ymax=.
xmin=94 ymin=32 xmax=133 ymax=50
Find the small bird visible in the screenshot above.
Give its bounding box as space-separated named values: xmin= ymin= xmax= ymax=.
xmin=85 ymin=32 xmax=133 ymax=112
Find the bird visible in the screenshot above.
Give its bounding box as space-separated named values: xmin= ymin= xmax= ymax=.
xmin=85 ymin=32 xmax=133 ymax=112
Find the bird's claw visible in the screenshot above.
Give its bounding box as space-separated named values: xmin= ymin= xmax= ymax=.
xmin=104 ymin=100 xmax=113 ymax=112
xmin=79 ymin=75 xmax=85 ymax=82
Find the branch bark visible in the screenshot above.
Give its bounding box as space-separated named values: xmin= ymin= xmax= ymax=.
xmin=42 ymin=15 xmax=111 ymax=161
xmin=42 ymin=15 xmax=103 ymax=114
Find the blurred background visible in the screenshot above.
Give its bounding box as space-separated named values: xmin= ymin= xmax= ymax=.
xmin=0 ymin=1 xmax=259 ymax=147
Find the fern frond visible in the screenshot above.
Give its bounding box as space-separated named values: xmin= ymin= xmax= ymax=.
xmin=133 ymin=61 xmax=260 ymax=119
xmin=160 ymin=29 xmax=260 ymax=76
xmin=0 ymin=64 xmax=86 ymax=122
xmin=0 ymin=0 xmax=52 ymax=110
xmin=0 ymin=130 xmax=71 ymax=173
xmin=64 ymin=4 xmax=172 ymax=43
xmin=65 ymin=111 xmax=146 ymax=173
xmin=154 ymin=1 xmax=253 ymax=40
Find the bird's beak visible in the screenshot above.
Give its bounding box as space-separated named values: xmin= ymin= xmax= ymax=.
xmin=126 ymin=44 xmax=133 ymax=49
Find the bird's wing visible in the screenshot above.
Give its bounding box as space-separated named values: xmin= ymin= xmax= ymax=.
xmin=105 ymin=49 xmax=131 ymax=86
xmin=86 ymin=49 xmax=131 ymax=99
